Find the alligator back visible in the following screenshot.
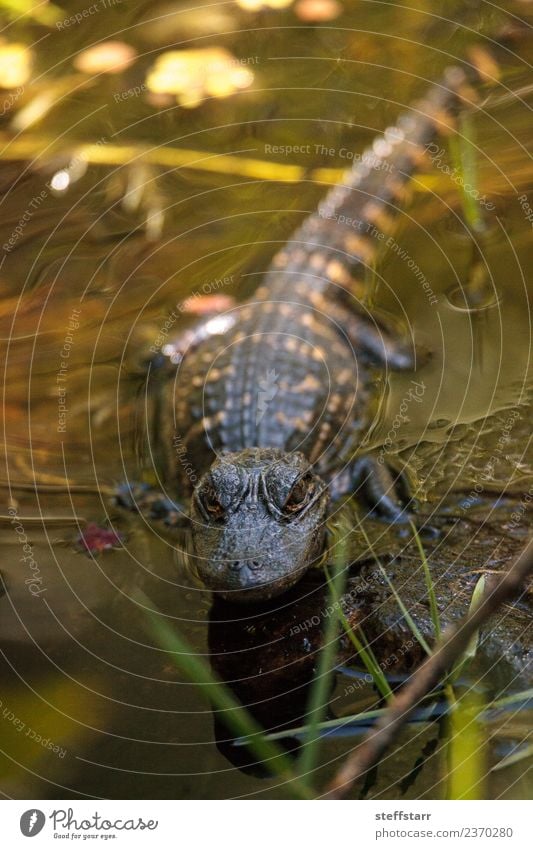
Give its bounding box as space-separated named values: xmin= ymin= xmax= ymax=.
xmin=163 ymin=301 xmax=368 ymax=492
xmin=156 ymin=51 xmax=502 ymax=496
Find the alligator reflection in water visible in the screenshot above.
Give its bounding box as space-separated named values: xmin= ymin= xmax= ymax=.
xmin=201 ymin=472 xmax=532 ymax=774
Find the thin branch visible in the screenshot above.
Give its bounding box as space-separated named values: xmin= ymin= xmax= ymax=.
xmin=323 ymin=536 xmax=533 ymax=799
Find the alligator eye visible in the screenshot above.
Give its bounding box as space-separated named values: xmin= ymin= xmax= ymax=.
xmin=200 ymin=485 xmax=225 ymax=520
xmin=284 ymin=474 xmax=315 ymax=514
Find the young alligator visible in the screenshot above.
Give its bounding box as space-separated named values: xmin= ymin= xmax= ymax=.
xmin=121 ymin=49 xmax=502 ymax=602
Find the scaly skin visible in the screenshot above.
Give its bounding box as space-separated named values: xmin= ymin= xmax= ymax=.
xmin=122 ymin=55 xmax=500 ymax=601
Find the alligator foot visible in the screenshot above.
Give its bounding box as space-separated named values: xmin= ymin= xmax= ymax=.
xmin=114 ymin=481 xmax=188 ymax=529
xmin=351 ymin=455 xmax=412 ymax=522
xmin=326 ymin=299 xmax=417 ymax=371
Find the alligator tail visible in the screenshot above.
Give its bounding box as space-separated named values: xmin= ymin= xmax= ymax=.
xmin=264 ymin=29 xmax=526 ymax=304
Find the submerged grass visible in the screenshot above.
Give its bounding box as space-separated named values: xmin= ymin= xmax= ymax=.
xmin=448 ymin=114 xmax=485 ymax=233
xmin=265 ymin=706 xmax=389 ymax=743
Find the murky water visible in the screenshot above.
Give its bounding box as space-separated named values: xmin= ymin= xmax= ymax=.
xmin=0 ymin=1 xmax=532 ymax=799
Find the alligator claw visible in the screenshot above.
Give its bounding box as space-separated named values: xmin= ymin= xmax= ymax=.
xmin=114 ymin=481 xmax=188 ymax=528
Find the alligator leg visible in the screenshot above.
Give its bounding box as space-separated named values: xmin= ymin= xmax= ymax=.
xmin=114 ymin=481 xmax=189 ymax=529
xmin=330 ymin=455 xmax=411 ymax=522
xmin=328 ymin=301 xmax=417 ymax=371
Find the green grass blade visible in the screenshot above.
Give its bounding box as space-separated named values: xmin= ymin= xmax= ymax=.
xmin=135 ymin=590 xmax=312 ymax=799
xmin=448 ymin=115 xmax=484 ymax=233
xmin=490 ymin=688 xmax=533 ymax=710
xmin=410 ymin=521 xmax=442 ymax=641
xmin=450 ymin=574 xmax=486 ymax=683
xmin=264 ymin=707 xmax=388 ymax=743
xmin=491 ymin=742 xmax=533 ymax=772
xmin=377 ymin=564 xmax=432 ymax=656
xmin=323 ymin=562 xmax=393 ymax=700
xmin=446 ymin=689 xmax=487 ymax=800
xmin=357 ymin=518 xmax=431 ymax=658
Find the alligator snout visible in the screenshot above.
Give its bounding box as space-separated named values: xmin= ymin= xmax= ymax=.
xmin=228 ymin=559 xmax=263 ymax=573
xmin=202 ymin=554 xmax=307 ymax=602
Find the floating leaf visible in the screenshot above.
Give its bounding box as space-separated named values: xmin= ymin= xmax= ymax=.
xmin=76 ymin=522 xmax=123 ymax=555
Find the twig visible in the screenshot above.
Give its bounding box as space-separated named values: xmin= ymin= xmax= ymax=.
xmin=323 ymin=536 xmax=533 ymax=799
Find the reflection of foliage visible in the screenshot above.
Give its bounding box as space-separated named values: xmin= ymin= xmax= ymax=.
xmin=73 ymin=40 xmax=137 ymax=75
xmin=0 ymin=0 xmax=63 ymax=25
xmin=236 ymin=0 xmax=292 ymax=9
xmin=0 ymin=41 xmax=31 ymax=88
xmin=146 ymin=48 xmax=254 ymax=109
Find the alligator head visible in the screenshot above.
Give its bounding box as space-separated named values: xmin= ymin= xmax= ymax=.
xmin=189 ymin=448 xmax=329 ymax=602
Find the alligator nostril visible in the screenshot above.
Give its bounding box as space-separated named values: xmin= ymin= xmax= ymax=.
xmin=225 ymin=559 xmax=262 ymax=573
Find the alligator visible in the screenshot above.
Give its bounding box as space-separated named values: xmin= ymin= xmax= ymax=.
xmin=119 ymin=48 xmax=507 ymax=602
